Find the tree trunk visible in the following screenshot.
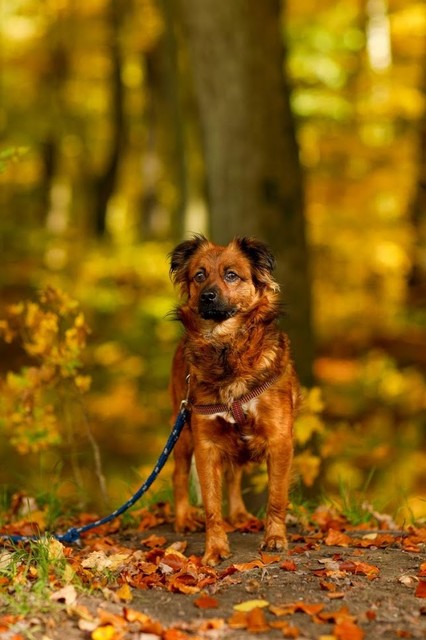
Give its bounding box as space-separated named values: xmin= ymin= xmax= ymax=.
xmin=177 ymin=0 xmax=314 ymax=384
xmin=408 ymin=65 xmax=426 ymax=306
xmin=94 ymin=0 xmax=125 ymax=237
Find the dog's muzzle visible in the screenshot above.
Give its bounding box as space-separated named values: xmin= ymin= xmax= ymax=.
xmin=198 ymin=287 xmax=237 ymax=321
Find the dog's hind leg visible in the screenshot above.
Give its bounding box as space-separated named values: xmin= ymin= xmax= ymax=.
xmin=225 ymin=464 xmax=253 ymax=525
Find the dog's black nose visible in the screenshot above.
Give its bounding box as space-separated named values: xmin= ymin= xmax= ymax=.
xmin=200 ymin=289 xmax=217 ymax=302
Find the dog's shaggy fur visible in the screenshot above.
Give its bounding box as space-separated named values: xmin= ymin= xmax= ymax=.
xmin=169 ymin=235 xmax=298 ymax=566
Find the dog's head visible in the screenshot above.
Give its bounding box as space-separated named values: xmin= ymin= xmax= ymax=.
xmin=170 ymin=235 xmax=279 ymax=323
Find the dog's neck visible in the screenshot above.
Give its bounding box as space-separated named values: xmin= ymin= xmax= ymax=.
xmin=178 ymin=300 xmax=287 ymax=402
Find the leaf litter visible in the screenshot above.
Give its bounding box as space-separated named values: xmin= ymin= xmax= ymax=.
xmin=0 ymin=502 xmax=425 ymax=639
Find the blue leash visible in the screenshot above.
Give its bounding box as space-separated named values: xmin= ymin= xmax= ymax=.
xmin=1 ymin=405 xmax=189 ymax=545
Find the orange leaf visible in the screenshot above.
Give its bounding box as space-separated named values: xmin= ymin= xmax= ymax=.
xmin=141 ymin=534 xmax=167 ymax=548
xmin=260 ymin=551 xmax=281 ymax=564
xmin=193 ymin=594 xmax=219 ymax=609
xmin=232 ymin=559 xmax=265 ymax=571
xmin=122 ymin=608 xmax=151 ymax=625
xmin=115 ymin=583 xmax=132 ymax=602
xmin=318 ymin=606 xmax=355 ymax=625
xmin=325 ymin=530 xmax=351 ymax=547
xmin=228 ymin=611 xmax=249 ymax=629
xmin=281 ymin=559 xmax=297 ymax=571
xmin=295 ymin=602 xmax=325 ymax=616
xmin=163 ymin=629 xmax=193 ymax=640
xmin=246 ymin=607 xmax=270 ymax=633
xmin=270 ymin=620 xmax=300 ymax=638
xmin=415 ymin=580 xmax=426 ymax=598
xmin=97 ymin=610 xmax=126 ymax=628
xmin=334 ymin=620 xmax=364 ymax=640
xmin=339 ymin=561 xmax=379 ymax=580
xmin=269 ymin=604 xmax=296 ymax=616
xmin=418 ymin=562 xmax=426 ymax=578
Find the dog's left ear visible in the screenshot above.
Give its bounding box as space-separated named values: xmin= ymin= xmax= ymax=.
xmin=235 ymin=237 xmax=278 ymax=290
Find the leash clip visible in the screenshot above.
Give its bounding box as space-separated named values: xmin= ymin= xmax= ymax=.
xmin=180 ymin=373 xmax=191 ymax=411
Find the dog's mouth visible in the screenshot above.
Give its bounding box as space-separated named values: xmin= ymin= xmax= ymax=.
xmin=199 ymin=305 xmax=238 ymax=322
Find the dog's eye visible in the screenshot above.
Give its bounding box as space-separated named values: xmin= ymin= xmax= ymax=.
xmin=224 ymin=271 xmax=239 ymax=283
xmin=194 ymin=271 xmax=206 ymax=283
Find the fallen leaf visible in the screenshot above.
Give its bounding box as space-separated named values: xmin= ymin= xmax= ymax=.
xmin=165 ymin=541 xmax=188 ymax=554
xmin=320 ymin=580 xmax=337 ymax=592
xmin=246 ymin=607 xmax=270 ymax=633
xmin=234 ymin=599 xmax=269 ymax=612
xmin=141 ymin=535 xmax=167 ymax=548
xmin=163 ymin=629 xmax=192 ymax=640
xmin=334 ymin=619 xmax=364 ymax=640
xmin=79 ymin=619 xmax=98 ymax=632
xmin=260 ymin=551 xmax=281 ymax=564
xmin=97 ymin=609 xmax=127 ymax=628
xmin=281 ymin=559 xmax=297 ymax=571
xmin=50 ymin=584 xmax=77 ymax=605
xmin=232 ymin=559 xmax=265 ymax=572
xmin=325 ymin=530 xmax=351 ymax=547
xmin=193 ymin=594 xmax=219 ymax=609
xmin=295 ymin=602 xmax=325 ymax=616
xmin=91 ymin=625 xmax=119 ymax=640
xmin=82 ymin=551 xmax=130 ymax=572
xmin=270 ymin=620 xmax=300 ymax=638
xmin=115 ymin=583 xmax=133 ymax=602
xmin=122 ymin=608 xmax=151 ymax=625
xmin=318 ymin=606 xmax=356 ymax=625
xmin=339 ymin=561 xmax=380 ymax=579
xmin=415 ymin=580 xmax=426 ymax=598
xmin=398 ymin=574 xmax=419 ymax=587
xmin=228 ymin=611 xmax=250 ymax=629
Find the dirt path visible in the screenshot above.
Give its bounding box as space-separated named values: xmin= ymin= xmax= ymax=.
xmin=4 ymin=520 xmax=424 ymax=640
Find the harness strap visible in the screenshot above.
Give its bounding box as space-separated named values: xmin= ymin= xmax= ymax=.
xmin=191 ymin=374 xmax=280 ymax=425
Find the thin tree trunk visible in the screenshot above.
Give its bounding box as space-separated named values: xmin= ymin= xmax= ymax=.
xmin=408 ymin=65 xmax=426 ymax=306
xmin=177 ymin=0 xmax=314 ymax=384
xmin=94 ymin=0 xmax=125 ymax=237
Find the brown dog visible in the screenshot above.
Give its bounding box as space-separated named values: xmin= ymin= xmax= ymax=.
xmin=169 ymin=235 xmax=298 ymax=566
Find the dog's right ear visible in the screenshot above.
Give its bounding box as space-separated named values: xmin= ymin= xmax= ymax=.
xmin=169 ymin=234 xmax=207 ymax=293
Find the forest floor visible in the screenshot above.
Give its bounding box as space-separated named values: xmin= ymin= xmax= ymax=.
xmin=1 ymin=506 xmax=426 ymax=640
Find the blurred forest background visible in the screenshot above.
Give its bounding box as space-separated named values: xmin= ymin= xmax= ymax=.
xmin=0 ymin=0 xmax=425 ymax=524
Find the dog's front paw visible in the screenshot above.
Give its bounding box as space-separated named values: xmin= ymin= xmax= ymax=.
xmin=202 ymin=541 xmax=231 ymax=567
xmin=260 ymin=534 xmax=288 ymax=552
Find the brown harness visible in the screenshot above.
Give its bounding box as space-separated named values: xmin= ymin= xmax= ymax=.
xmin=190 ymin=374 xmax=280 ymax=425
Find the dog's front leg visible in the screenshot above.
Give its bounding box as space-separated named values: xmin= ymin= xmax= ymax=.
xmin=262 ymin=428 xmax=293 ymax=552
xmin=193 ymin=425 xmax=230 ymax=566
